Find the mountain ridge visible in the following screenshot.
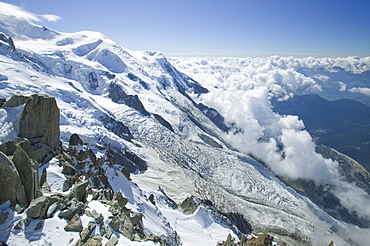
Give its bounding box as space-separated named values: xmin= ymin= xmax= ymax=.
xmin=0 ymin=13 xmax=370 ymax=246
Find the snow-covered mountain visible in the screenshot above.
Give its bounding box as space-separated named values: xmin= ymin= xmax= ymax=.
xmin=1 ymin=11 xmax=370 ymax=246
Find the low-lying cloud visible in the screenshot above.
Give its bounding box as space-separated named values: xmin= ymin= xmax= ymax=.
xmin=0 ymin=2 xmax=61 ymax=23
xmin=173 ymin=56 xmax=370 ymax=221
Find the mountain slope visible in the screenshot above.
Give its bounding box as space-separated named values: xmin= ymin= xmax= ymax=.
xmin=0 ymin=14 xmax=370 ymax=246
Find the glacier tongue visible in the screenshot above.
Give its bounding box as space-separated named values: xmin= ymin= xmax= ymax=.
xmin=0 ymin=13 xmax=370 ymax=246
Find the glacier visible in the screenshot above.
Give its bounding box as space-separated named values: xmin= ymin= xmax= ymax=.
xmin=0 ymin=11 xmax=370 ymax=246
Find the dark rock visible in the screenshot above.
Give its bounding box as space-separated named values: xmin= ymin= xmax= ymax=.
xmin=58 ymin=198 xmax=86 ymax=220
xmin=196 ymin=103 xmax=231 ymax=132
xmin=0 ymin=98 xmax=5 ymax=107
xmin=88 ymin=72 xmax=98 ymax=90
xmin=39 ymin=167 xmax=47 ymax=188
xmin=12 ymin=145 xmax=39 ymax=204
xmin=80 ymin=221 xmax=96 ymax=242
xmin=26 ymin=196 xmax=50 ymax=219
xmin=67 ymin=180 xmax=89 ymax=202
xmin=0 ymin=151 xmax=27 ymax=205
xmin=111 ymin=191 xmax=129 ymax=209
xmin=0 ymin=211 xmax=9 ymax=224
xmin=153 ymin=114 xmax=174 ymax=132
xmin=3 ymin=94 xmax=31 ymax=108
xmin=130 ymin=213 xmax=143 ymax=225
xmin=14 ymin=220 xmax=23 ymax=230
xmin=64 ymin=213 xmax=83 ymax=232
xmin=105 ymin=237 xmax=118 ymax=246
xmin=198 ymin=134 xmax=223 ymax=148
xmin=69 ymin=133 xmax=83 ymax=147
xmin=18 ymin=94 xmax=60 ymax=148
xmin=109 ymin=211 xmax=134 ymax=240
xmin=86 ymin=209 xmax=104 ymax=224
xmin=179 ymin=195 xmax=199 ymax=215
xmin=99 ymin=114 xmax=133 ymax=141
xmin=108 ymin=82 xmax=149 ymax=116
xmin=0 ymin=140 xmax=17 ymax=156
xmin=106 ymin=148 xmax=147 ymax=173
xmin=81 ymin=237 xmax=102 ymax=246
xmin=34 ymin=221 xmax=43 ymax=230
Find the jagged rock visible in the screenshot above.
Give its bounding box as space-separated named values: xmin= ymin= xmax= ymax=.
xmin=0 ymin=211 xmax=9 ymax=224
xmin=64 ymin=213 xmax=83 ymax=232
xmin=3 ymin=94 xmax=31 ymax=108
xmin=26 ymin=196 xmax=50 ymax=219
xmin=12 ymin=145 xmax=39 ymax=204
xmin=63 ymin=176 xmax=78 ymax=192
xmin=81 ymin=237 xmax=102 ymax=246
xmin=105 ymin=148 xmax=147 ymax=173
xmin=39 ymin=167 xmax=47 ymax=187
xmin=0 ymin=98 xmax=5 ymax=107
xmin=105 ymin=236 xmax=118 ymax=246
xmin=109 ymin=211 xmax=134 ymax=240
xmin=67 ymin=180 xmax=89 ymax=202
xmin=88 ymin=210 xmax=104 ymax=224
xmin=112 ymin=191 xmax=129 ymax=208
xmin=0 ymin=140 xmax=17 ymax=155
xmin=80 ymin=221 xmax=96 ymax=242
xmin=34 ymin=221 xmax=43 ymax=230
xmin=0 ymin=151 xmax=27 ymax=205
xmin=69 ymin=133 xmax=83 ymax=147
xmin=13 ymin=204 xmax=26 ymax=214
xmin=18 ymin=94 xmax=60 ymax=148
xmin=179 ymin=195 xmax=199 ymax=215
xmin=247 ymin=233 xmax=273 ymax=246
xmin=130 ymin=213 xmax=143 ymax=225
xmin=58 ymin=198 xmax=86 ymax=220
xmin=14 ymin=220 xmax=23 ymax=230
xmin=58 ymin=152 xmax=76 ymax=175
xmin=328 ymin=241 xmax=335 ymax=246
xmin=108 ymin=82 xmax=149 ymax=116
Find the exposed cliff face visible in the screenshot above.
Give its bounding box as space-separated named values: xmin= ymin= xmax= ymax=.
xmin=18 ymin=93 xmax=60 ymax=148
xmin=0 ymin=93 xmax=60 ymax=206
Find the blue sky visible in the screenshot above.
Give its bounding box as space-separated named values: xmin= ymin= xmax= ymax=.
xmin=2 ymin=0 xmax=370 ymax=57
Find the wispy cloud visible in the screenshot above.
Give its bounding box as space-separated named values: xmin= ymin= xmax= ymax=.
xmin=349 ymin=87 xmax=370 ymax=96
xmin=0 ymin=2 xmax=61 ymax=23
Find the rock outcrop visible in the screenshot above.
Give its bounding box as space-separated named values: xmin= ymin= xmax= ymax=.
xmin=18 ymin=93 xmax=60 ymax=148
xmin=0 ymin=151 xmax=27 ymax=205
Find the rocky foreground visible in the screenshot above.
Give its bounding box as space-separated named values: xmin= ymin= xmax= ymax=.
xmin=0 ymin=93 xmax=314 ymax=246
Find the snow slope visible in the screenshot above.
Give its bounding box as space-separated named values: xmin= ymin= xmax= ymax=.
xmin=0 ymin=12 xmax=370 ymax=246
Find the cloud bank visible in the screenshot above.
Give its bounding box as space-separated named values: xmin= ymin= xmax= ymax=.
xmin=0 ymin=2 xmax=61 ymax=23
xmin=172 ymin=56 xmax=370 ymax=221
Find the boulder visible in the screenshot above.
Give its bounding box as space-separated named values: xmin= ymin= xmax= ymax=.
xmin=67 ymin=180 xmax=89 ymax=202
xmin=3 ymin=94 xmax=31 ymax=108
xmin=80 ymin=221 xmax=96 ymax=242
xmin=0 ymin=210 xmax=9 ymax=224
xmin=81 ymin=237 xmax=102 ymax=246
xmin=58 ymin=198 xmax=86 ymax=220
xmin=0 ymin=151 xmax=27 ymax=205
xmin=64 ymin=213 xmax=83 ymax=232
xmin=105 ymin=237 xmax=118 ymax=246
xmin=18 ymin=94 xmax=60 ymax=148
xmin=12 ymin=146 xmax=38 ymax=204
xmin=0 ymin=140 xmax=17 ymax=156
xmin=112 ymin=191 xmax=129 ymax=208
xmin=69 ymin=133 xmax=83 ymax=147
xmin=27 ymin=196 xmax=50 ymax=219
xmin=109 ymin=211 xmax=134 ymax=240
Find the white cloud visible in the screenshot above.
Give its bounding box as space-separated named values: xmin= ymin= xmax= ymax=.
xmin=349 ymin=87 xmax=370 ymax=96
xmin=337 ymin=81 xmax=347 ymax=91
xmin=173 ymin=56 xmax=370 ymax=220
xmin=0 ymin=2 xmax=61 ymax=23
xmin=40 ymin=14 xmax=62 ymax=22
